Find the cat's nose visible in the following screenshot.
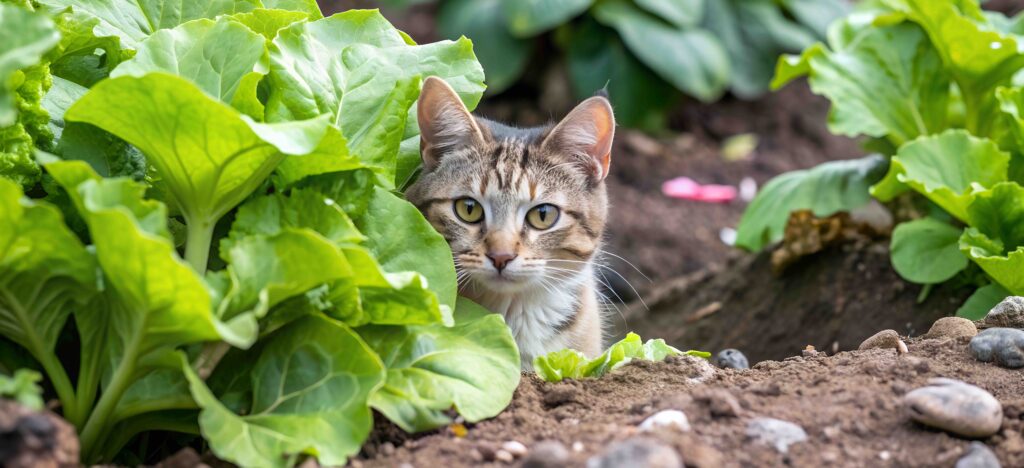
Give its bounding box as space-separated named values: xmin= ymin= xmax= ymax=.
xmin=486 ymin=252 xmax=517 ymax=272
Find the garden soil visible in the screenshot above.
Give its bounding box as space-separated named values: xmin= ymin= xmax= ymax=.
xmin=359 ymin=335 xmax=1024 ymax=467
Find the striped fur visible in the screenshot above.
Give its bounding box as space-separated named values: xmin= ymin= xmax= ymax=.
xmin=407 ymin=77 xmax=614 ymax=369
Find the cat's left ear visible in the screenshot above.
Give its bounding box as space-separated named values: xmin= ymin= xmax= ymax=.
xmin=542 ymin=96 xmax=616 ymax=180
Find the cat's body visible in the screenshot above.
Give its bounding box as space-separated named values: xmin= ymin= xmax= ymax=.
xmin=407 ymin=77 xmax=616 ymax=368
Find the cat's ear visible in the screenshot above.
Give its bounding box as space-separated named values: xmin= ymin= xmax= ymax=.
xmin=542 ymin=96 xmax=615 ymax=181
xmin=417 ymin=76 xmax=485 ymax=171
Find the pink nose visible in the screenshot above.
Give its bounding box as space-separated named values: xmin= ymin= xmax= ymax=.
xmin=486 ymin=252 xmax=517 ymax=272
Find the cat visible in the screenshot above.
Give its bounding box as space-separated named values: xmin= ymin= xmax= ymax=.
xmin=406 ymin=76 xmax=615 ymax=369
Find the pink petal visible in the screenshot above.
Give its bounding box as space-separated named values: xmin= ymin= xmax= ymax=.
xmin=661 ymin=177 xmax=700 ymax=198
xmin=662 ymin=177 xmax=737 ymax=203
xmin=694 ymin=185 xmax=737 ymax=203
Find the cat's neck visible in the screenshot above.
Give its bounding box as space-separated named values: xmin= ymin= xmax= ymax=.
xmin=462 ymin=263 xmax=596 ymax=367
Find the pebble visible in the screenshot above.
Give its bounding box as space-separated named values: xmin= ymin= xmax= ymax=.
xmin=502 ymin=441 xmax=527 ymax=457
xmin=745 ymin=418 xmax=808 ymax=453
xmin=970 ymin=328 xmax=1024 ymax=368
xmin=927 ymin=317 xmax=978 ymax=339
xmin=983 ymin=296 xmax=1024 ymax=329
xmin=859 ymin=329 xmax=907 ymax=352
xmin=712 ymin=349 xmax=749 ymax=369
xmin=956 ymin=442 xmax=1001 ymax=468
xmin=495 ymin=449 xmax=514 ymax=463
xmin=586 ymin=438 xmax=682 ymax=468
xmin=694 ymin=388 xmax=743 ymax=418
xmin=521 ymin=441 xmax=570 ymax=468
xmin=904 ymin=378 xmax=1003 ymax=438
xmin=639 ymin=410 xmax=691 ymax=433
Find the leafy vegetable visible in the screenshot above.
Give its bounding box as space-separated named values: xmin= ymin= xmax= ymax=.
xmin=0 ymin=369 xmax=45 ymax=410
xmin=740 ymin=0 xmax=1024 ymax=315
xmin=534 ymin=333 xmax=710 ymax=383
xmin=735 ymin=155 xmax=887 ymax=251
xmin=0 ymin=2 xmax=521 ymax=466
xmin=431 ymin=0 xmax=846 ymax=127
xmin=956 ymin=283 xmax=1010 ymax=320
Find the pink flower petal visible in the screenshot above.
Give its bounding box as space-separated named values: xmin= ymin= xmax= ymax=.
xmin=662 ymin=177 xmax=737 ymax=203
xmin=661 ymin=177 xmax=700 ymax=197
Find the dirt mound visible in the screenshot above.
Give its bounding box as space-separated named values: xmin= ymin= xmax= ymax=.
xmin=358 ymin=335 xmax=1024 ymax=467
xmin=619 ymin=240 xmax=972 ymax=364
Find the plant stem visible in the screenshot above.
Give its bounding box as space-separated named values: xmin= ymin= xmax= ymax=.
xmin=78 ymin=328 xmax=143 ymax=462
xmin=184 ymin=217 xmax=215 ymax=274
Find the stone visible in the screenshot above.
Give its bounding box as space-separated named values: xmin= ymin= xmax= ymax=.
xmin=927 ymin=317 xmax=978 ymax=339
xmin=712 ymin=349 xmax=749 ymax=369
xmin=586 ymin=438 xmax=682 ymax=468
xmin=694 ymin=388 xmax=743 ymax=418
xmin=745 ymin=418 xmax=808 ymax=453
xmin=983 ymin=296 xmax=1024 ymax=329
xmin=494 ymin=449 xmax=514 ymax=463
xmin=501 ymin=441 xmax=527 ymax=457
xmin=904 ymin=378 xmax=1003 ymax=438
xmin=521 ymin=441 xmax=570 ymax=468
xmin=970 ymin=328 xmax=1024 ymax=368
xmin=859 ymin=329 xmax=905 ymax=351
xmin=639 ymin=410 xmax=691 ymax=433
xmin=956 ymin=442 xmax=1001 ymax=468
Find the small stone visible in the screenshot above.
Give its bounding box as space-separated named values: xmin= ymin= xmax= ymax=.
xmin=586 ymin=438 xmax=682 ymax=468
xmin=380 ymin=442 xmax=395 ymax=456
xmin=712 ymin=349 xmax=749 ymax=369
xmin=904 ymin=378 xmax=1003 ymax=438
xmin=501 ymin=441 xmax=527 ymax=457
xmin=694 ymin=389 xmax=743 ymax=418
xmin=542 ymin=384 xmax=579 ymax=407
xmin=495 ymin=449 xmax=514 ymax=463
xmin=970 ymin=328 xmax=1024 ymax=368
xmin=927 ymin=317 xmax=978 ymax=339
xmin=572 ymin=441 xmax=585 ymax=452
xmin=639 ymin=410 xmax=691 ymax=433
xmin=859 ymin=329 xmax=905 ymax=351
xmin=521 ymin=441 xmax=570 ymax=468
xmin=745 ymin=418 xmax=808 ymax=453
xmin=983 ymin=296 xmax=1024 ymax=329
xmin=956 ymin=442 xmax=1001 ymax=468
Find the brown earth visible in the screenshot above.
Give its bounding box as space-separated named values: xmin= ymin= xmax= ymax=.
xmin=359 ymin=334 xmax=1024 ymax=467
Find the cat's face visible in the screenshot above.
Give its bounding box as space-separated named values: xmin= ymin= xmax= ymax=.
xmin=407 ymin=77 xmax=615 ymax=294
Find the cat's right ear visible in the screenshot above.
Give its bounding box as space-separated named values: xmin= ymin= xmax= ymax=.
xmin=417 ymin=76 xmax=485 ymax=171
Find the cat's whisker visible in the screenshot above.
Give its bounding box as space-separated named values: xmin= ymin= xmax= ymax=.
xmin=547 ymin=259 xmax=648 ymax=310
xmin=598 ymin=250 xmax=652 ymax=283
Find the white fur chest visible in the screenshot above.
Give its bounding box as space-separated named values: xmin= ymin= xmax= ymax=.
xmin=464 ymin=274 xmax=588 ymax=369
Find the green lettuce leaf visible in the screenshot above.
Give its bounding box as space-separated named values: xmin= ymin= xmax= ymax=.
xmin=227 ymin=8 xmax=311 ymax=40
xmin=63 ymin=73 xmax=329 ymax=270
xmin=265 ymin=10 xmax=484 ymax=186
xmin=956 ymin=282 xmax=1010 ymax=320
xmin=111 ymin=17 xmax=268 ymax=113
xmin=593 ymin=0 xmax=729 ymax=103
xmin=735 ymin=154 xmax=887 ymax=251
xmin=0 ymin=369 xmax=45 ymax=410
xmin=871 ymin=130 xmax=1009 ymax=221
xmin=772 ymin=13 xmax=948 ymax=145
xmin=0 ymin=177 xmax=96 ymax=416
xmin=960 ymin=182 xmax=1024 ymax=295
xmin=881 ymin=0 xmax=1024 ymax=136
xmin=186 ymin=314 xmax=386 ymax=468
xmin=354 ymin=187 xmax=457 ymax=310
xmin=534 ymin=332 xmax=710 ymax=383
xmin=47 ymin=5 xmax=125 ymax=87
xmin=890 ymin=217 xmax=968 ymax=284
xmin=0 ymin=2 xmax=60 ymax=126
xmin=361 ymin=297 xmax=520 ymax=432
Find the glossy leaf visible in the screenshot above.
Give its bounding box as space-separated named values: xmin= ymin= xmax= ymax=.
xmin=890 ymin=218 xmax=968 ymax=284
xmin=956 ymin=283 xmax=1010 ymax=320
xmin=503 ymin=0 xmax=592 ymax=37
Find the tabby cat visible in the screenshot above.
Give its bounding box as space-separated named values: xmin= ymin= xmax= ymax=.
xmin=406 ymin=77 xmax=616 ymax=369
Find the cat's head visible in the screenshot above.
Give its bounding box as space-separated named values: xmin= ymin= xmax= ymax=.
xmin=406 ymin=76 xmax=615 ymax=294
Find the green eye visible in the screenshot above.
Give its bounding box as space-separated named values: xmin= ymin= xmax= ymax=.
xmin=453 ymin=198 xmax=484 ymax=223
xmin=527 ymin=204 xmax=560 ymax=230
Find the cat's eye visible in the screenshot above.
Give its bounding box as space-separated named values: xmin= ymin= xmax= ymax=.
xmin=453 ymin=198 xmax=484 ymax=223
xmin=526 ymin=204 xmax=560 ymax=230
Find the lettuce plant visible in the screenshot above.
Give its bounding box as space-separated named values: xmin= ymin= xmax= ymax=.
xmin=534 ymin=333 xmax=710 ymax=383
xmin=429 ymin=0 xmax=847 ymax=128
xmin=736 ymin=0 xmax=1024 ymax=319
xmin=0 ymin=1 xmax=520 ymax=466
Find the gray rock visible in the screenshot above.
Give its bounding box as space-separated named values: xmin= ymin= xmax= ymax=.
xmin=521 ymin=441 xmax=570 ymax=468
xmin=983 ymin=296 xmax=1024 ymax=329
xmin=927 ymin=317 xmax=978 ymax=339
xmin=859 ymin=329 xmax=905 ymax=351
xmin=956 ymin=442 xmax=1001 ymax=468
xmin=904 ymin=378 xmax=1003 ymax=438
xmin=745 ymin=418 xmax=808 ymax=453
xmin=970 ymin=328 xmax=1024 ymax=368
xmin=712 ymin=349 xmax=749 ymax=369
xmin=587 ymin=438 xmax=682 ymax=468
